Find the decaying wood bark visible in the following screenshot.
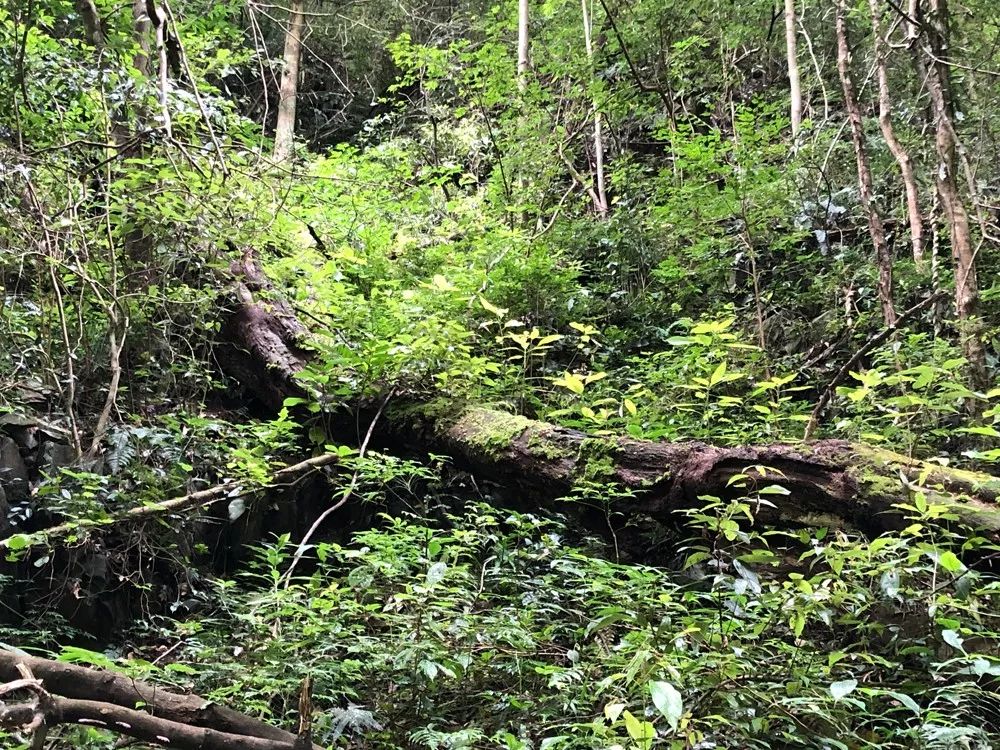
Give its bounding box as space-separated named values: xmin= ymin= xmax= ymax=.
xmin=434 ymin=408 xmax=1000 ymax=536
xmin=0 ymin=650 xmax=315 ymax=749
xmin=215 ymin=250 xmax=312 ymax=412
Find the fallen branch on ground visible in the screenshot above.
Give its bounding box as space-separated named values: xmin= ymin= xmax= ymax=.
xmin=0 ymin=451 xmax=342 ymax=551
xmin=0 ymin=649 xmax=317 ymax=749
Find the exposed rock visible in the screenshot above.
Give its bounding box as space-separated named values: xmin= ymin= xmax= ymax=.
xmin=0 ymin=436 xmax=29 ymax=503
xmin=39 ymin=441 xmax=78 ymax=475
xmin=0 ymin=484 xmax=8 ymax=536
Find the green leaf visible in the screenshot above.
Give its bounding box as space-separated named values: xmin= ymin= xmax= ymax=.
xmin=708 ymin=362 xmax=727 ymax=387
xmin=830 ymin=679 xmax=858 ymax=701
xmin=885 ymin=691 xmax=921 ymax=714
xmin=426 ymin=561 xmax=448 ymax=585
xmin=479 ymin=296 xmax=508 ymax=317
xmin=937 ymin=550 xmax=964 ymax=574
xmin=758 ymin=484 xmax=790 ymax=496
xmin=622 ymin=711 xmax=655 ymax=750
xmin=552 ymin=372 xmax=585 ymax=394
xmin=604 ymin=702 xmax=626 ymax=723
xmin=58 ymin=647 xmax=117 ymax=670
xmin=649 ymin=680 xmax=683 ymax=731
xmin=942 ymin=629 xmax=965 ymax=652
xmin=4 ymin=534 xmax=30 ymax=551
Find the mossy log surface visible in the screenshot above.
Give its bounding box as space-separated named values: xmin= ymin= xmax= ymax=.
xmin=437 ymin=408 xmax=1000 ymax=535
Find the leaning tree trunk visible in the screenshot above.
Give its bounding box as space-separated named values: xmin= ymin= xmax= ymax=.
xmin=869 ymin=0 xmax=925 ymax=268
xmin=835 ymin=0 xmax=896 ymax=327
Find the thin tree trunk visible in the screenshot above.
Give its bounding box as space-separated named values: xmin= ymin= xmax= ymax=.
xmin=581 ymin=0 xmax=608 ymax=216
xmin=784 ymin=0 xmax=802 ymax=137
xmin=517 ymin=0 xmax=529 ymax=92
xmin=75 ymin=0 xmax=105 ymax=48
xmin=274 ymin=0 xmax=305 ymax=163
xmin=153 ymin=2 xmax=172 ymax=137
xmin=869 ymin=0 xmax=924 ymax=268
xmin=915 ymin=0 xmax=990 ymax=391
xmin=516 ymin=0 xmax=530 ymax=225
xmin=132 ymin=0 xmax=151 ymax=75
xmin=835 ymin=0 xmax=897 ymax=327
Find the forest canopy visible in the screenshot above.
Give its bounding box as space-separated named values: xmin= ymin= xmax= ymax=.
xmin=2 ymin=0 xmax=1000 ymax=747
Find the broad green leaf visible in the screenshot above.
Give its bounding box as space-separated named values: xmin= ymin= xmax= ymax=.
xmin=830 ymin=679 xmax=858 ymax=701
xmin=708 ymin=362 xmax=727 ymax=387
xmin=936 ymin=550 xmax=964 ymax=574
xmin=885 ymin=691 xmax=921 ymax=714
xmin=552 ymin=373 xmax=585 ymax=394
xmin=941 ymin=629 xmax=965 ymax=652
xmin=622 ymin=711 xmax=655 ymax=750
xmin=479 ymin=296 xmax=509 ymax=317
xmin=649 ymin=680 xmax=683 ymax=731
xmin=426 ymin=561 xmax=448 ymax=585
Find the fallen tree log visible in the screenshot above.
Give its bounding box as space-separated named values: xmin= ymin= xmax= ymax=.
xmin=214 ymin=261 xmax=1000 ymax=535
xmin=211 ymin=261 xmax=1000 ymax=535
xmin=433 ymin=408 xmax=1000 ymax=535
xmin=0 ymin=649 xmax=314 ymax=749
xmin=7 ymin=260 xmax=1000 ymax=547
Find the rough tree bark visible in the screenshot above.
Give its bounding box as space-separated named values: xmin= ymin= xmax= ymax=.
xmin=214 ymin=250 xmax=312 ymax=412
xmin=869 ymin=0 xmax=924 ymax=268
xmin=433 ymin=408 xmax=1000 ymax=536
xmin=274 ymin=0 xmax=305 ymax=163
xmin=835 ymin=0 xmax=896 ymax=327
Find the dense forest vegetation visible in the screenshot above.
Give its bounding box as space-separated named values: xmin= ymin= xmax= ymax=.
xmin=2 ymin=0 xmax=1000 ymax=746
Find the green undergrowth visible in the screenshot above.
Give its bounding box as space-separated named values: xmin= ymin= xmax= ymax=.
xmin=18 ymin=493 xmax=1000 ymax=750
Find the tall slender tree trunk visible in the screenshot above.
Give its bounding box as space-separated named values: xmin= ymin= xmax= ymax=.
xmin=784 ymin=0 xmax=802 ymax=137
xmin=517 ymin=0 xmax=529 ymax=92
xmin=835 ymin=0 xmax=896 ymax=327
xmin=869 ymin=0 xmax=924 ymax=268
xmin=914 ymin=0 xmax=989 ymax=391
xmin=581 ymin=0 xmax=608 ymax=217
xmin=132 ymin=0 xmax=150 ymax=75
xmin=274 ymin=0 xmax=305 ymax=164
xmin=75 ymin=0 xmax=106 ymax=48
xmin=515 ymin=0 xmax=530 ymax=226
